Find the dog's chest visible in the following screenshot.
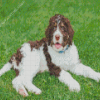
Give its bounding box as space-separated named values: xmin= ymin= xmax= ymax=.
xmin=39 ymin=44 xmax=79 ymax=71
xmin=39 ymin=46 xmax=68 ymax=72
xmin=48 ymin=46 xmax=73 ymax=70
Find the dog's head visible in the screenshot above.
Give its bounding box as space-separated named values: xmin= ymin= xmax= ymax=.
xmin=45 ymin=14 xmax=74 ymax=52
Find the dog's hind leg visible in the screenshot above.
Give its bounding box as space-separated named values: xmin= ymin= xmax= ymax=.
xmin=12 ymin=76 xmax=29 ymax=97
xmin=12 ymin=66 xmax=41 ymax=97
xmin=12 ymin=47 xmax=41 ymax=96
xmin=20 ymin=60 xmax=42 ymax=95
xmin=23 ymin=80 xmax=42 ymax=95
xmin=0 ymin=62 xmax=12 ymax=76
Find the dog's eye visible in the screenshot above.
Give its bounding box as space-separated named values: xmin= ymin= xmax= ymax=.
xmin=54 ymin=23 xmax=57 ymax=27
xmin=61 ymin=26 xmax=64 ymax=31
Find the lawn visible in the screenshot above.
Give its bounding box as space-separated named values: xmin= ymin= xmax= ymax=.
xmin=0 ymin=0 xmax=100 ymax=99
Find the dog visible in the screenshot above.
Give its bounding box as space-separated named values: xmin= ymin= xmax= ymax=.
xmin=0 ymin=14 xmax=100 ymax=97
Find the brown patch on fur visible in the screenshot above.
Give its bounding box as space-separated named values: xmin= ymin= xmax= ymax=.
xmin=14 ymin=68 xmax=19 ymax=76
xmin=63 ymin=17 xmax=74 ymax=46
xmin=45 ymin=14 xmax=74 ymax=47
xmin=28 ymin=38 xmax=47 ymax=51
xmin=8 ymin=14 xmax=73 ymax=77
xmin=9 ymin=55 xmax=14 ymax=63
xmin=9 ymin=48 xmax=23 ymax=77
xmin=9 ymin=38 xmax=47 ymax=76
xmin=45 ymin=15 xmax=57 ymax=45
xmin=43 ymin=43 xmax=61 ymax=77
xmin=9 ymin=48 xmax=23 ymax=66
xmin=28 ymin=40 xmax=40 ymax=50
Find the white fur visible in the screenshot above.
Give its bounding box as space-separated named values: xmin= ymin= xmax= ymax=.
xmin=0 ymin=33 xmax=100 ymax=96
xmin=52 ymin=25 xmax=64 ymax=51
xmin=53 ymin=25 xmax=63 ymax=44
xmin=0 ymin=62 xmax=12 ymax=76
xmin=0 ymin=43 xmax=42 ymax=96
xmin=58 ymin=70 xmax=80 ymax=92
xmin=0 ymin=42 xmax=100 ymax=96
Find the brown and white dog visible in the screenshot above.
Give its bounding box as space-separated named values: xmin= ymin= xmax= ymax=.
xmin=0 ymin=14 xmax=100 ymax=97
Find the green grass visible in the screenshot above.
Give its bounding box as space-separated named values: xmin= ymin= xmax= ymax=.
xmin=0 ymin=0 xmax=100 ymax=99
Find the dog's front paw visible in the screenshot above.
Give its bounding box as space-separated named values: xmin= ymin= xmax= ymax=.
xmin=34 ymin=88 xmax=42 ymax=95
xmin=94 ymin=72 xmax=100 ymax=82
xmin=18 ymin=88 xmax=29 ymax=97
xmin=68 ymin=80 xmax=80 ymax=92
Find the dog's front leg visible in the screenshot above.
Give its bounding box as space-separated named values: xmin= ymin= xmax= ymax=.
xmin=58 ymin=70 xmax=80 ymax=92
xmin=69 ymin=63 xmax=100 ymax=82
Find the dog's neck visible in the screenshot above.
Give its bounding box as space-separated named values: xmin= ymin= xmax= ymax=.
xmin=58 ymin=45 xmax=69 ymax=54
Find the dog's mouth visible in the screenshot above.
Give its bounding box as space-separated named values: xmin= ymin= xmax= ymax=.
xmin=54 ymin=42 xmax=62 ymax=49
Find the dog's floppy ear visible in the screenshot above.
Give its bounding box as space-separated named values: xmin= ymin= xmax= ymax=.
xmin=45 ymin=17 xmax=53 ymax=45
xmin=45 ymin=24 xmax=51 ymax=45
xmin=64 ymin=17 xmax=74 ymax=45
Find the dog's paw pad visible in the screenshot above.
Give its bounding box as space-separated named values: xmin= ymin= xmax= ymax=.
xmin=19 ymin=89 xmax=28 ymax=97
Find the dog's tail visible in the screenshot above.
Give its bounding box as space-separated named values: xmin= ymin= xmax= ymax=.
xmin=0 ymin=62 xmax=12 ymax=76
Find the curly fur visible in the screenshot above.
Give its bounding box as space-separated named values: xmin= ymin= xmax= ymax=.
xmin=0 ymin=14 xmax=100 ymax=97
